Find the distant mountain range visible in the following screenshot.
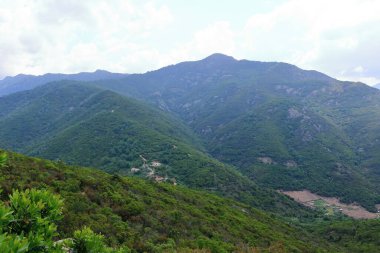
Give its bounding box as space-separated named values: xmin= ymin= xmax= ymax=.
xmin=0 ymin=70 xmax=127 ymax=97
xmin=1 ymin=53 xmax=380 ymax=213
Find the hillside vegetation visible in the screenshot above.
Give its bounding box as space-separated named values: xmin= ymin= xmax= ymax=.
xmin=0 ymin=150 xmax=338 ymax=252
xmin=92 ymin=54 xmax=380 ymax=211
xmin=0 ymin=81 xmax=314 ymax=218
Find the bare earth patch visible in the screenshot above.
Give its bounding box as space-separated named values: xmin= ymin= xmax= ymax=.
xmin=280 ymin=190 xmax=380 ymax=219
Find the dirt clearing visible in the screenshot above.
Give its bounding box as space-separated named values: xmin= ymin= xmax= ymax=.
xmin=280 ymin=190 xmax=380 ymax=219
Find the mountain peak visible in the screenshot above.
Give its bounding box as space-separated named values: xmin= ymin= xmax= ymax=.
xmin=202 ymin=53 xmax=236 ymax=63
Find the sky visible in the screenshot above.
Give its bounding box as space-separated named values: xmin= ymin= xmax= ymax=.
xmin=0 ymin=0 xmax=380 ymax=85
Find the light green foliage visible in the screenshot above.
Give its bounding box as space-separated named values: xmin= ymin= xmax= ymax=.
xmin=0 ymin=153 xmax=7 ymax=168
xmin=72 ymin=227 xmax=108 ymax=253
xmin=0 ymin=234 xmax=29 ymax=253
xmin=72 ymin=227 xmax=130 ymax=253
xmin=8 ymin=189 xmax=63 ymax=251
xmin=0 ymin=188 xmax=64 ymax=252
xmin=0 ymin=187 xmax=130 ymax=253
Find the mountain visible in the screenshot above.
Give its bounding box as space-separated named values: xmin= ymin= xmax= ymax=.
xmin=375 ymin=83 xmax=380 ymax=89
xmin=1 ymin=54 xmax=380 ymax=212
xmin=91 ymin=53 xmax=380 ymax=211
xmin=0 ymin=81 xmax=310 ymax=217
xmin=0 ymin=70 xmax=127 ymax=97
xmin=0 ymin=149 xmax=343 ymax=252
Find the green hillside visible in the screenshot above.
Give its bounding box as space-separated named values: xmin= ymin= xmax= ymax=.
xmin=0 ymin=82 xmax=311 ymax=218
xmin=92 ymin=54 xmax=380 ymax=211
xmin=0 ymin=150 xmax=339 ymax=252
xmin=207 ymin=100 xmax=379 ymax=210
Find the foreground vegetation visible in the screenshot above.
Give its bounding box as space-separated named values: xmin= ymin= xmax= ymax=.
xmin=0 ymin=187 xmax=130 ymax=252
xmin=0 ymin=150 xmax=379 ymax=252
xmin=0 ymin=150 xmax=343 ymax=252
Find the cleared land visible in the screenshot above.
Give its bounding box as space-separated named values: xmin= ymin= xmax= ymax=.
xmin=280 ymin=190 xmax=380 ymax=219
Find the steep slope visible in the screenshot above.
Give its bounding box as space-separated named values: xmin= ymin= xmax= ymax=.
xmin=208 ymin=100 xmax=377 ymax=209
xmin=0 ymin=150 xmax=341 ymax=252
xmin=0 ymin=81 xmax=311 ymax=217
xmin=0 ymin=69 xmax=127 ymax=97
xmin=93 ymin=54 xmax=380 ymax=211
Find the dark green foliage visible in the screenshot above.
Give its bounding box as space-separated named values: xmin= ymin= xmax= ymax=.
xmin=0 ymin=150 xmax=340 ymax=252
xmin=0 ymin=82 xmax=314 ymax=219
xmin=207 ymin=100 xmax=379 ymax=210
xmin=309 ymin=219 xmax=380 ymax=253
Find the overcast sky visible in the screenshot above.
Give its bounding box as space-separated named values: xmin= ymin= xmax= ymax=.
xmin=1 ymin=0 xmax=379 ymax=85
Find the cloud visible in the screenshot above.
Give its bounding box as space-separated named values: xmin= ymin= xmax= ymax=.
xmin=0 ymin=0 xmax=174 ymax=78
xmin=240 ymin=0 xmax=380 ymax=85
xmin=158 ymin=21 xmax=237 ymax=65
xmin=0 ymin=0 xmax=379 ymax=86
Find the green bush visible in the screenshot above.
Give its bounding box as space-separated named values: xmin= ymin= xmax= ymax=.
xmin=0 ymin=234 xmax=29 ymax=253
xmin=72 ymin=226 xmax=130 ymax=253
xmin=72 ymin=226 xmax=107 ymax=253
xmin=0 ymin=188 xmax=64 ymax=252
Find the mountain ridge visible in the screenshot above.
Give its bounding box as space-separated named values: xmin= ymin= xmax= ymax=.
xmin=0 ymin=69 xmax=128 ymax=97
xmin=1 ymin=54 xmax=380 ymax=211
xmin=89 ymin=54 xmax=380 ymax=211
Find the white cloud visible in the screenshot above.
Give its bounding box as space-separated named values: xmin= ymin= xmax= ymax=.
xmin=240 ymin=0 xmax=380 ymax=85
xmin=353 ymin=66 xmax=364 ymax=73
xmin=0 ymin=0 xmax=174 ymax=78
xmin=0 ymin=0 xmax=379 ymax=86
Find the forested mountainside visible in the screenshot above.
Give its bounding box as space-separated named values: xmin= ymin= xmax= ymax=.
xmin=0 ymin=69 xmax=127 ymax=97
xmin=0 ymin=150 xmax=341 ymax=252
xmin=1 ymin=54 xmax=380 ymax=210
xmin=0 ymin=81 xmax=311 ymax=218
xmin=1 ymin=54 xmax=380 ymax=252
xmin=88 ymin=54 xmax=380 ymax=211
